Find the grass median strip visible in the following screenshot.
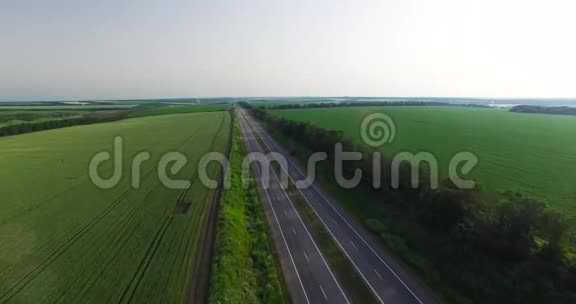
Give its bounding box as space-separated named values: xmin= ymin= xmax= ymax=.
xmin=208 ymin=117 xmax=284 ymax=304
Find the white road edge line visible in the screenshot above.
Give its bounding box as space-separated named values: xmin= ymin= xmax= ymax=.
xmin=374 ymin=269 xmax=383 ymax=280
xmin=320 ymin=284 xmax=328 ymax=301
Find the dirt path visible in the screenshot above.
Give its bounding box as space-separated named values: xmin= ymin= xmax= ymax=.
xmin=185 ymin=111 xmax=233 ymax=304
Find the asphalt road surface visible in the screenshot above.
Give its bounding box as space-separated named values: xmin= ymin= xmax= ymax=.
xmin=238 ymin=110 xmax=350 ymax=304
xmin=239 ymin=107 xmax=438 ymax=304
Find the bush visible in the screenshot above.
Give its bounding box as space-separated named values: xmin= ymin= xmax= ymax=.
xmin=364 ymin=219 xmax=388 ymax=234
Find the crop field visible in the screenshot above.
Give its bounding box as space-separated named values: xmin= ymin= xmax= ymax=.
xmin=127 ymin=104 xmax=231 ymax=118
xmin=272 ymin=106 xmax=576 ymax=214
xmin=0 ymin=111 xmax=230 ymax=303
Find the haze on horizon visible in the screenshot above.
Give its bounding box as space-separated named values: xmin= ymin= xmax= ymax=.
xmin=1 ymin=0 xmax=575 ymax=102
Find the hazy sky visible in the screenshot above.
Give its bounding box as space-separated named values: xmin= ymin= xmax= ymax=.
xmin=1 ymin=0 xmax=575 ymax=101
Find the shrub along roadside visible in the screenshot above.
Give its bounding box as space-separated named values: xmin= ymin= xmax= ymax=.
xmin=241 ymin=102 xmax=576 ymax=304
xmin=208 ymin=118 xmax=284 ymax=304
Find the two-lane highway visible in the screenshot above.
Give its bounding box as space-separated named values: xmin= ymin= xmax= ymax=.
xmin=238 ymin=110 xmax=350 ymax=304
xmin=239 ymin=107 xmax=438 ymax=304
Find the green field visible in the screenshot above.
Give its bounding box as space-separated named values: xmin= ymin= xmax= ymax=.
xmin=128 ymin=104 xmax=231 ymax=118
xmin=0 ymin=112 xmax=230 ymax=303
xmin=273 ymin=106 xmax=576 ymax=213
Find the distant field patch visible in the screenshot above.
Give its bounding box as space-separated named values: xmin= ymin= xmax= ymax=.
xmin=0 ymin=104 xmax=135 ymax=111
xmin=250 ymin=100 xmax=338 ymax=108
xmin=273 ymin=106 xmax=576 ymax=214
xmin=128 ymin=104 xmax=231 ymax=118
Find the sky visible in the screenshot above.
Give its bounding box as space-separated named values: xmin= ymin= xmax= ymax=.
xmin=1 ymin=0 xmax=575 ymax=101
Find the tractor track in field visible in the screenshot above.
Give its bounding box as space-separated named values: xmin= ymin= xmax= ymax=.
xmin=185 ymin=111 xmax=232 ymax=304
xmin=0 ymin=160 xmax=164 ymax=304
xmin=119 ymin=216 xmax=174 ymax=303
xmin=0 ymin=187 xmax=136 ymax=303
xmin=174 ymin=112 xmax=228 ymax=215
xmin=117 ymin=111 xmax=229 ymax=304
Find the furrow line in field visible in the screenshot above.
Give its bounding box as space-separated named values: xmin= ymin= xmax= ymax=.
xmin=175 ymin=112 xmax=227 ymax=211
xmin=52 ymin=179 xmax=167 ymax=302
xmin=119 ymin=216 xmax=174 ymax=304
xmin=0 ymin=161 xmax=164 ymax=303
xmin=118 ymin=113 xmax=228 ymax=302
xmin=68 ymin=119 xmax=213 ymax=301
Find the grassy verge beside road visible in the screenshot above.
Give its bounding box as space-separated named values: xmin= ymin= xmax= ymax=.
xmin=209 ymin=118 xmax=284 ymax=304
